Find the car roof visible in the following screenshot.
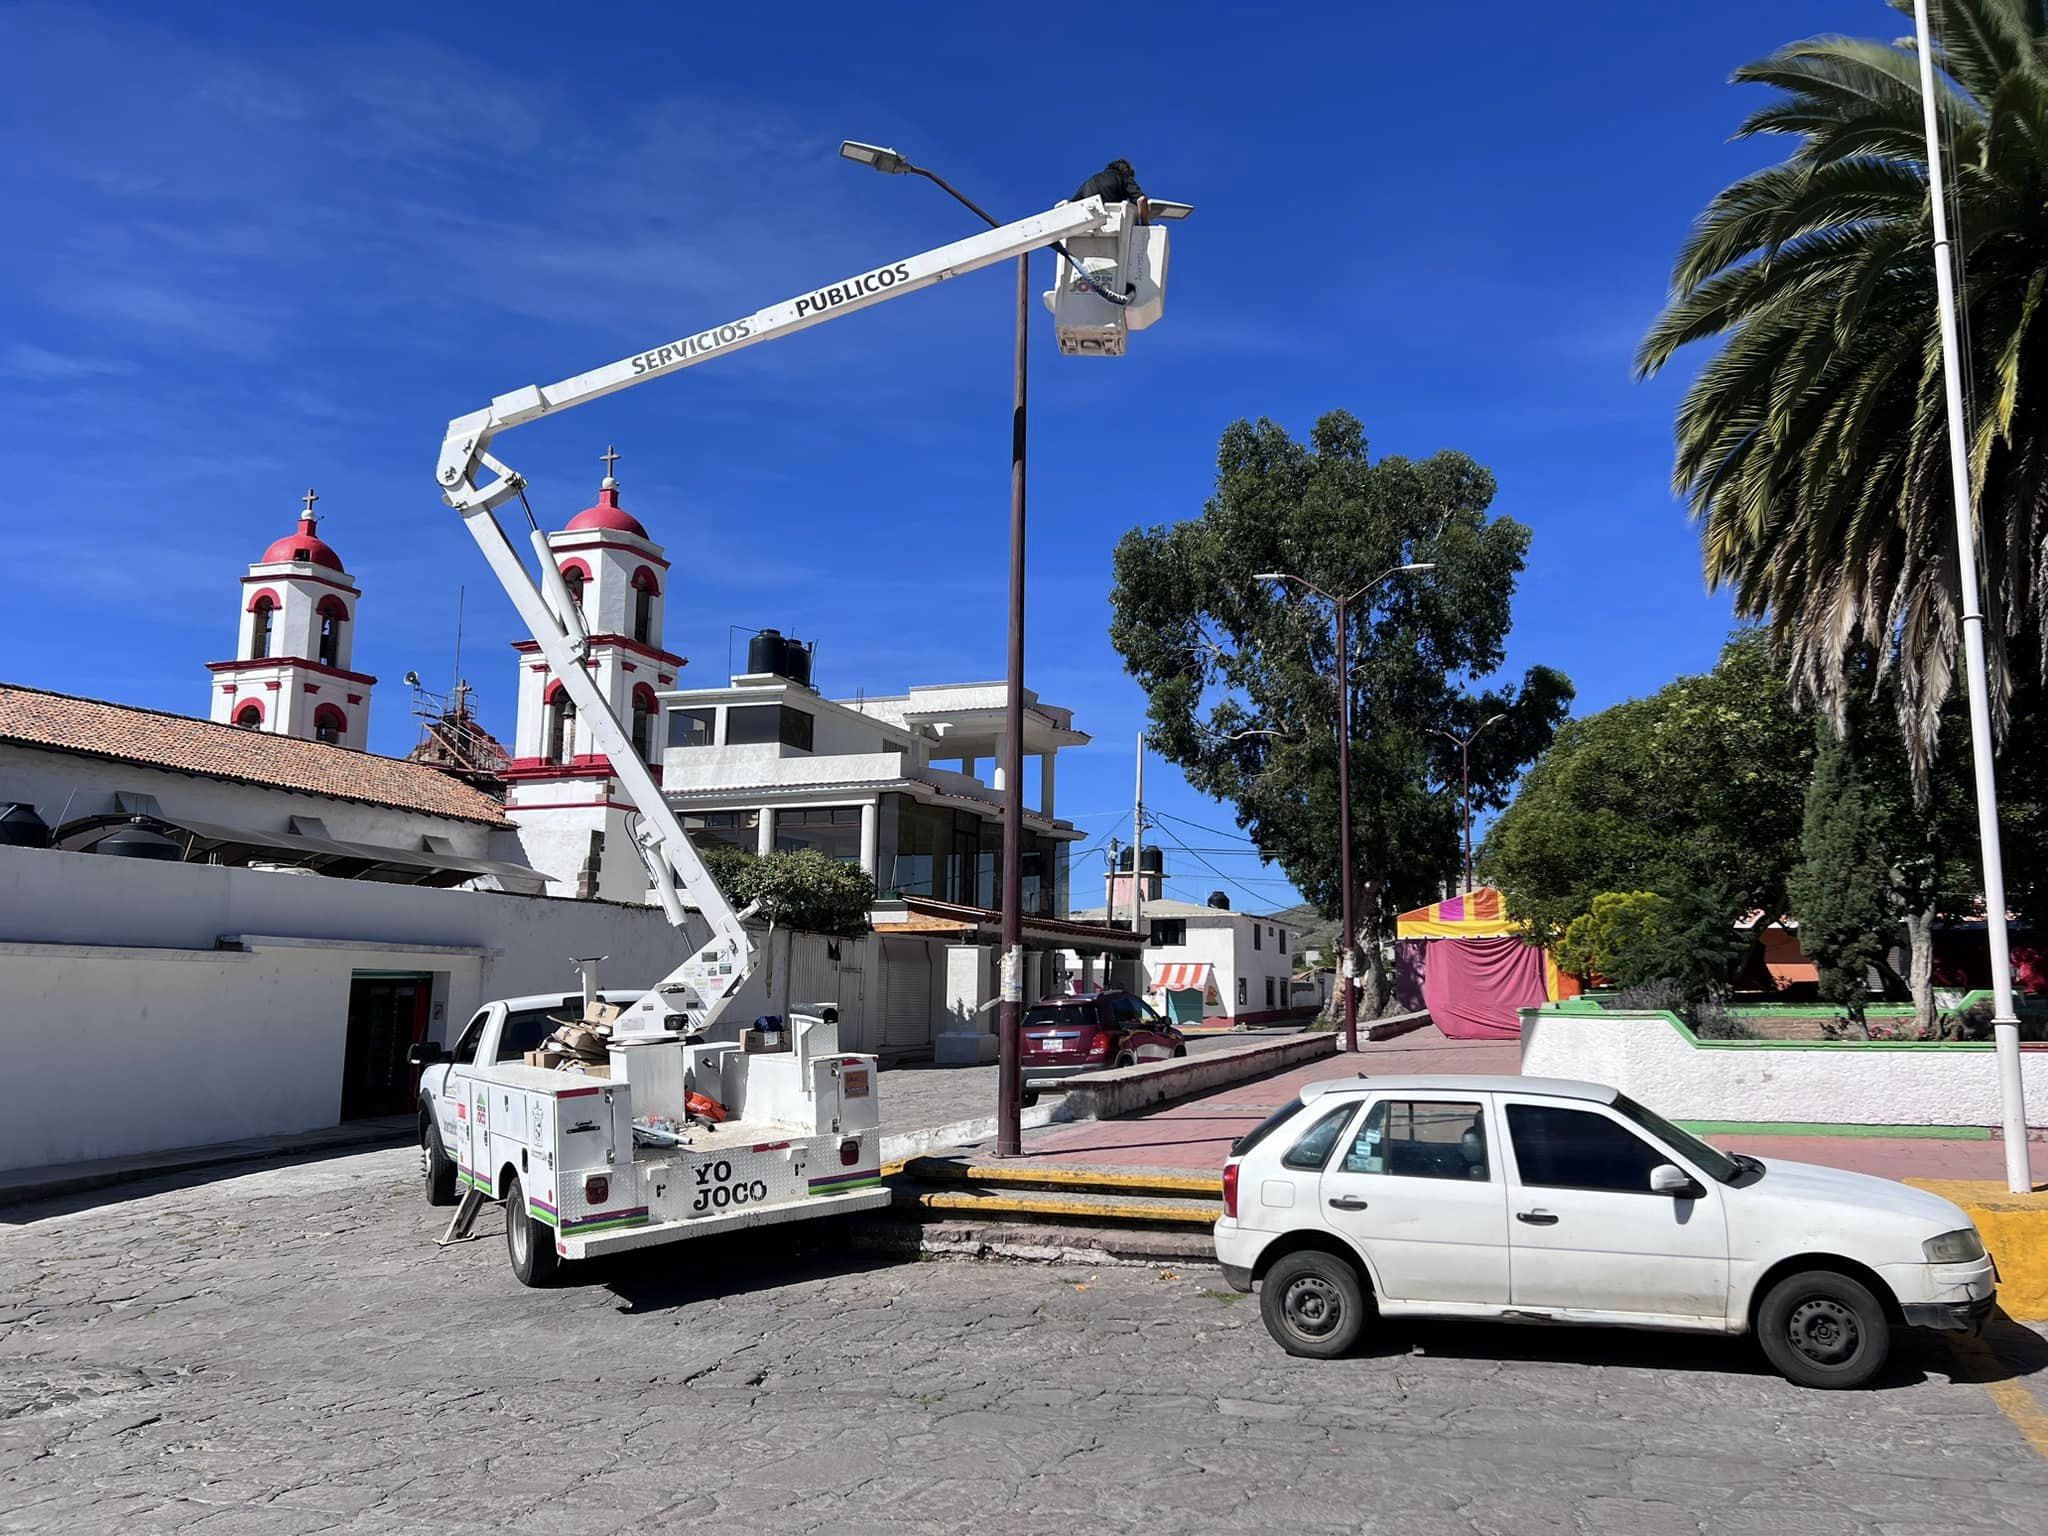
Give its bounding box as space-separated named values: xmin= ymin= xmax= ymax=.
xmin=1028 ymin=991 xmax=1128 ymax=1007
xmin=495 ymin=989 xmax=648 ymax=1011
xmin=1299 ymin=1074 xmax=1619 ymax=1104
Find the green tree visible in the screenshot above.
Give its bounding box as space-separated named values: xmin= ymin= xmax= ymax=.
xmin=1556 ymin=891 xmax=1671 ymax=985
xmin=1481 ymin=631 xmax=1815 ymax=942
xmin=1636 ymin=0 xmax=2048 ymax=782
xmin=1788 ymin=729 xmax=1895 ymax=1030
xmin=1110 ymin=410 xmax=1572 ymax=1017
xmin=700 ymin=845 xmax=874 ymax=938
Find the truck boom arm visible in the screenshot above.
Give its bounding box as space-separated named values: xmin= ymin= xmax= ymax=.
xmin=442 ymin=195 xmax=1129 ymax=1038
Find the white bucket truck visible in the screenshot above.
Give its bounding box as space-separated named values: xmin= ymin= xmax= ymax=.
xmin=418 ymin=155 xmax=1184 ymax=1285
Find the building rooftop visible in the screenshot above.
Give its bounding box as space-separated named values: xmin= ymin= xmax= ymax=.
xmin=0 ymin=683 xmax=511 ymax=827
xmin=1071 ymin=897 xmax=1298 ymax=924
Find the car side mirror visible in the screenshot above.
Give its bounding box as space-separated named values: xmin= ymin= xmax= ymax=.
xmin=1649 ymin=1163 xmax=1704 ymax=1199
xmin=407 ymin=1042 xmax=451 ymax=1068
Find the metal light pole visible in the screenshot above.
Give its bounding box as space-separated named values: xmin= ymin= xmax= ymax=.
xmin=840 ymin=141 xmax=1029 ymax=1155
xmin=1431 ymin=714 xmax=1504 ymax=894
xmin=1908 ymin=5 xmax=2034 ymax=1193
xmin=1257 ymin=564 xmax=1434 ymax=1051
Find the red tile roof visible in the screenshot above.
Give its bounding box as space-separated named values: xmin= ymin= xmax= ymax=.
xmin=0 ymin=684 xmax=510 ymax=826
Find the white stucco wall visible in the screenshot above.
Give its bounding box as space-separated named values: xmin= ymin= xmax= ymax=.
xmin=1520 ymin=1007 xmax=2048 ymax=1129
xmin=0 ymin=844 xmax=687 ymax=1171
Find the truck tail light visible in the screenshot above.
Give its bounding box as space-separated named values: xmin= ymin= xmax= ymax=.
xmin=584 ymin=1174 xmax=609 ymax=1205
xmin=1222 ymin=1162 xmax=1239 ymax=1219
xmin=840 ymin=1138 xmax=860 ymax=1166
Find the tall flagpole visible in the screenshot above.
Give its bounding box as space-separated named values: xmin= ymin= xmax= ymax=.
xmin=1912 ymin=0 xmax=2033 ymax=1193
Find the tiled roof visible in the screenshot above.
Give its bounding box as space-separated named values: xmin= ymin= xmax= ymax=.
xmin=0 ymin=684 xmax=510 ymax=827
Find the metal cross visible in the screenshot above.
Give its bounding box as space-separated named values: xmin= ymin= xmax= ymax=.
xmin=301 ymin=487 xmax=320 ymax=516
xmin=600 ymin=446 xmax=620 ymax=478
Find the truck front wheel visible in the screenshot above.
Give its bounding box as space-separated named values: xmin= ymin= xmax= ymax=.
xmin=421 ymin=1118 xmax=457 ymax=1207
xmin=503 ymin=1172 xmax=561 ymax=1288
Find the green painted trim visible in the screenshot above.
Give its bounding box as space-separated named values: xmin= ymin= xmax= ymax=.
xmin=526 ymin=1202 xmax=558 ymax=1228
xmin=560 ymin=1214 xmax=648 ymax=1236
xmin=1675 ymin=1120 xmax=1991 ymax=1140
xmin=811 ymin=1175 xmax=884 ymax=1195
xmin=1537 ymin=1004 xmax=2001 ymax=1050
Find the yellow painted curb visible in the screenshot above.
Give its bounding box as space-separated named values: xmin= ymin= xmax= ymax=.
xmin=886 ymin=1159 xmax=1222 ymax=1199
xmin=1908 ymin=1179 xmax=2048 ymax=1322
xmin=893 ymin=1188 xmax=1221 ymax=1226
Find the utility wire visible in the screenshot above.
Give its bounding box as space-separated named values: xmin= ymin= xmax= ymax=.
xmin=1147 ymin=819 xmax=1291 ymax=911
xmin=1150 ymin=807 xmax=1261 ymax=846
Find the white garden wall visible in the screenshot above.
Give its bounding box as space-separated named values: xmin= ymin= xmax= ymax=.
xmin=1520 ymin=1006 xmax=2048 ymax=1129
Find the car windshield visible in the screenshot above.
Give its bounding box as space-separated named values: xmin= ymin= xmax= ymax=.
xmin=1609 ymin=1093 xmax=1742 ymax=1185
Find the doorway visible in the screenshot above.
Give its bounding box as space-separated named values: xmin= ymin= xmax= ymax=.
xmin=342 ymin=972 xmax=433 ymax=1120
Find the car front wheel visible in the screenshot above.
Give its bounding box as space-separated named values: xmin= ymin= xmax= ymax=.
xmin=1259 ymin=1250 xmax=1368 ymax=1359
xmin=421 ymin=1118 xmax=457 ymax=1207
xmin=1756 ymin=1268 xmax=1890 ymax=1389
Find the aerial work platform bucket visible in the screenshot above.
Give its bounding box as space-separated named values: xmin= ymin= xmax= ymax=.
xmin=1045 ymin=205 xmax=1171 ymax=357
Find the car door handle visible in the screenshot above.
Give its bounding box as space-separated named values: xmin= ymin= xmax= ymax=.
xmin=1517 ymin=1210 xmax=1559 ymax=1226
xmin=1327 ymin=1196 xmax=1369 ymax=1211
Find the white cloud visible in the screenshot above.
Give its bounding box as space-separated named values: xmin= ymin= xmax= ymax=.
xmin=0 ymin=344 xmax=139 ymax=382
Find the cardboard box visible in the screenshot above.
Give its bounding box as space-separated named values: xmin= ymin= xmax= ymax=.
xmin=523 ymin=1048 xmax=568 ymax=1069
xmin=740 ymin=1027 xmax=789 ymax=1055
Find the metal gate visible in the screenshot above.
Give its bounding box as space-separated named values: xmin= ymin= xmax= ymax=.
xmin=880 ymin=939 xmax=933 ymax=1055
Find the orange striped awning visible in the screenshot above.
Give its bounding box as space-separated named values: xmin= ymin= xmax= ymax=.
xmin=1151 ymin=962 xmax=1213 ymax=991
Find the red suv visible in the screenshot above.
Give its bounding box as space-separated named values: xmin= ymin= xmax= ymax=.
xmin=1019 ymin=990 xmax=1185 ymax=1099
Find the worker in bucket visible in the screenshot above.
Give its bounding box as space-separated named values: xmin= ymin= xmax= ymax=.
xmin=1074 ymin=159 xmax=1150 ymax=223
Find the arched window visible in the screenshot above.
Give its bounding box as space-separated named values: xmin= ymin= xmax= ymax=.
xmin=316 ymin=596 xmax=349 ymax=669
xmin=546 ymin=687 xmax=577 ymax=765
xmin=313 ymin=703 xmax=347 ymax=746
xmin=560 ymin=564 xmax=587 ymax=612
xmin=631 ymin=567 xmax=660 ymax=645
xmin=249 ymin=595 xmax=276 ymax=660
xmin=631 ymin=684 xmax=659 ymax=763
xmin=234 ymin=702 xmax=263 ymax=729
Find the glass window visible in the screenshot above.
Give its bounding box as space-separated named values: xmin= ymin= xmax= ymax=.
xmin=1342 ymin=1100 xmax=1490 ymax=1181
xmin=668 ymin=707 xmax=715 ymax=749
xmin=774 ymin=805 xmax=863 ymax=863
xmin=684 ymin=809 xmax=759 ymax=852
xmin=1265 ymin=977 xmax=1276 ymax=1009
xmin=497 ymin=1002 xmax=578 ymax=1063
xmin=1610 ymin=1093 xmax=1739 ymax=1184
xmin=451 ymin=1010 xmax=489 ymax=1066
xmin=1232 ymin=1094 xmax=1306 ymax=1158
xmin=1149 ymin=918 xmax=1187 ymax=947
xmin=1279 ymin=929 xmax=1288 ymax=954
xmin=1283 ymin=1104 xmax=1357 ymax=1170
xmin=1253 ymin=923 xmax=1261 ymax=950
xmin=726 ymin=704 xmax=814 ymax=750
xmin=1507 ymin=1104 xmax=1673 ymax=1194
xmin=1236 ymin=977 xmax=1247 ymax=1006
xmin=1108 ymin=993 xmax=1145 ymax=1024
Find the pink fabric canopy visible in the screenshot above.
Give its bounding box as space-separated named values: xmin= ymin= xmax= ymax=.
xmin=1419 ymin=935 xmax=1548 ymax=1040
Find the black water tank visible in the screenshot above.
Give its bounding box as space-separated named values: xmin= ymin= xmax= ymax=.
xmin=0 ymin=803 xmax=49 ymax=849
xmin=1116 ymin=846 xmax=1164 ymax=874
xmin=747 ymin=628 xmax=787 ymax=677
xmin=1207 ymin=890 xmax=1231 ymax=910
xmin=781 ymin=638 xmax=813 ymax=688
xmin=96 ymin=821 xmax=182 ymax=861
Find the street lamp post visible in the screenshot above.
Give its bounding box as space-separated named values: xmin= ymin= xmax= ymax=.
xmin=1431 ymin=714 xmax=1504 ymax=894
xmin=1257 ymin=564 xmax=1434 ymax=1051
xmin=839 ymin=141 xmax=1029 ymax=1155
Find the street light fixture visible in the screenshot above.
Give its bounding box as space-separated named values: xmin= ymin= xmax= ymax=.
xmin=1257 ymin=563 xmax=1435 ymax=1052
xmin=1431 ymin=714 xmax=1505 ymax=894
xmin=837 ymin=140 xmax=911 ymax=175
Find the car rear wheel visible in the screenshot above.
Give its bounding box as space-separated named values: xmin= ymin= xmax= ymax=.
xmin=1756 ymin=1269 xmax=1890 ymax=1389
xmin=503 ymin=1172 xmax=561 ymax=1289
xmin=1259 ymin=1250 xmax=1368 ymax=1359
xmin=421 ymin=1118 xmax=457 ymax=1207
xmin=1115 ymin=1053 xmax=1136 ymax=1069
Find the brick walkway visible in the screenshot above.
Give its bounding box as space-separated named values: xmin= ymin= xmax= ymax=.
xmin=1008 ymin=1027 xmax=2021 ymax=1184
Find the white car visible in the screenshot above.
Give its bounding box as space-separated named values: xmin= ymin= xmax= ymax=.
xmin=1214 ymin=1074 xmax=1996 ymax=1389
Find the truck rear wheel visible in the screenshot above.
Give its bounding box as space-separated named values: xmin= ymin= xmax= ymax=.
xmin=503 ymin=1172 xmax=561 ymax=1288
xmin=421 ymin=1119 xmax=457 ymax=1207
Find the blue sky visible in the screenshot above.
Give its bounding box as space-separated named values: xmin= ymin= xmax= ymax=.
xmin=0 ymin=0 xmax=1868 ymax=911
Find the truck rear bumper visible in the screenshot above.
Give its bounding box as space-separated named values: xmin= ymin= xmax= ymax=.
xmin=558 ymin=1185 xmax=893 ymax=1259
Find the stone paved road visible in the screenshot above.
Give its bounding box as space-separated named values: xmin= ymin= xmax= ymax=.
xmin=2 ymin=1149 xmax=2045 ymax=1536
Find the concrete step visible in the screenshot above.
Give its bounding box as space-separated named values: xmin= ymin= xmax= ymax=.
xmin=888 ymin=1154 xmax=1222 ymax=1201
xmin=891 ymin=1184 xmax=1220 ymax=1228
xmin=852 ymin=1217 xmax=1218 ymax=1267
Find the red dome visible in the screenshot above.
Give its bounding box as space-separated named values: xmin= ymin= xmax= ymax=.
xmin=565 ymin=485 xmax=648 ymax=539
xmin=261 ymin=516 xmax=344 ymax=572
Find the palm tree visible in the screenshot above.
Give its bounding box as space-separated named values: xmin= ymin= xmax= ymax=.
xmin=1638 ymin=0 xmax=2048 ymax=787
